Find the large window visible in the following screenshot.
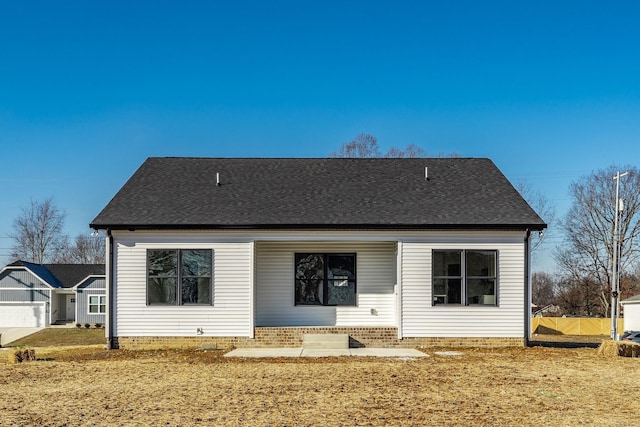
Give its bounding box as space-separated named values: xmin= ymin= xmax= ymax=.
xmin=432 ymin=250 xmax=497 ymax=306
xmin=88 ymin=295 xmax=106 ymax=314
xmin=295 ymin=253 xmax=356 ymax=306
xmin=147 ymin=249 xmax=212 ymax=305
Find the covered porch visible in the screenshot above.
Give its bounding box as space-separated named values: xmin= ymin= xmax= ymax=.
xmin=254 ymin=240 xmax=400 ymax=332
xmin=50 ymin=289 xmax=76 ymax=324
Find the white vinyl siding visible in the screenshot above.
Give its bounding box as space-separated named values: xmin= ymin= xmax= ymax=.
xmin=112 ymin=232 xmax=252 ymax=337
xmin=401 ymin=232 xmax=526 ymax=338
xmin=256 ymin=241 xmax=396 ymax=327
xmin=109 ymin=229 xmax=527 ymax=339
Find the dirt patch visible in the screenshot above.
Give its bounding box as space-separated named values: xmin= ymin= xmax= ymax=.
xmin=1 ymin=346 xmax=638 ymax=426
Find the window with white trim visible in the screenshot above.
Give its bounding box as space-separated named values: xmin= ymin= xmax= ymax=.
xmin=88 ymin=295 xmax=106 ymax=314
xmin=432 ymin=250 xmax=497 ymax=306
xmin=147 ymin=249 xmax=212 ymax=305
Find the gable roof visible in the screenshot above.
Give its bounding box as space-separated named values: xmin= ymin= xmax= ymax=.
xmin=621 ymin=294 xmax=640 ymax=304
xmin=45 ymin=264 xmax=105 ymax=288
xmin=7 ymin=260 xmax=63 ymax=288
xmin=6 ymin=261 xmax=105 ymax=288
xmin=90 ymin=157 xmax=546 ymax=231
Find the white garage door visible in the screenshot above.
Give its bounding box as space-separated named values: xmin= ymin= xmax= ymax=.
xmin=623 ymin=303 xmax=640 ymax=331
xmin=0 ymin=302 xmax=47 ymax=327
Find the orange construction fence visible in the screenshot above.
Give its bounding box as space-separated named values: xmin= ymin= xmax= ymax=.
xmin=532 ymin=317 xmax=624 ymax=336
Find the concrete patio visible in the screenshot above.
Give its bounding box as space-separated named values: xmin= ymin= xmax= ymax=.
xmin=224 ymin=347 xmax=429 ymax=358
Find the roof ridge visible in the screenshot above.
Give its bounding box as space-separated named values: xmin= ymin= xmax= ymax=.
xmin=147 ymin=156 xmax=488 ymax=160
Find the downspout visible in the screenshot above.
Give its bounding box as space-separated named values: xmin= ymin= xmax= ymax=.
xmin=524 ymin=229 xmax=531 ymax=347
xmin=396 ymin=241 xmax=403 ymax=340
xmin=106 ymin=229 xmax=115 ymax=350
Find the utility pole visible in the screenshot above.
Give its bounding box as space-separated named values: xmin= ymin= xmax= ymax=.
xmin=611 ymin=171 xmax=628 ymax=339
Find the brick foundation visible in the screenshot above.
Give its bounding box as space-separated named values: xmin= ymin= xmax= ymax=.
xmin=113 ymin=327 xmax=524 ymax=350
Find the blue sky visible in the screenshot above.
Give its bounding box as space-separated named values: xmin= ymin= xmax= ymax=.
xmin=1 ymin=1 xmax=639 ymax=270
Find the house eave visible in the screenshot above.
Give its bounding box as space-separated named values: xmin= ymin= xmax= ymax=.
xmin=91 ymin=222 xmax=547 ymax=232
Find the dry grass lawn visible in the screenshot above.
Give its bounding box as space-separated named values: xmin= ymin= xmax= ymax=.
xmin=1 ymin=344 xmax=639 ymax=426
xmin=7 ymin=328 xmax=106 ymax=347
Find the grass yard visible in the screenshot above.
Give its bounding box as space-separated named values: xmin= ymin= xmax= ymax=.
xmin=6 ymin=327 xmax=106 ymax=347
xmin=1 ymin=344 xmax=638 ymax=426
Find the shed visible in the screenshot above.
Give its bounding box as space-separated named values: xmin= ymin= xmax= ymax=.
xmin=621 ymin=294 xmax=640 ymax=331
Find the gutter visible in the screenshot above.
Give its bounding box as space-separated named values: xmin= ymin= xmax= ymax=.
xmin=89 ymin=223 xmax=547 ymax=232
xmin=524 ymin=229 xmax=531 ymax=347
xmin=106 ymin=229 xmax=115 ymax=350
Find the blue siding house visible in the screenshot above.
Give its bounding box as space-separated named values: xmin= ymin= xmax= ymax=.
xmin=0 ymin=261 xmax=105 ymax=328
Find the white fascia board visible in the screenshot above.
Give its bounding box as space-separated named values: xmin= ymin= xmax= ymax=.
xmin=71 ymin=274 xmax=107 ymax=290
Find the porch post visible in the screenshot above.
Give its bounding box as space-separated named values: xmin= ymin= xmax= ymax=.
xmin=396 ymin=240 xmax=403 ymax=339
xmin=524 ymin=230 xmax=532 ymax=346
xmin=47 ymin=289 xmax=52 ymax=327
xmin=249 ymin=240 xmax=255 ymax=339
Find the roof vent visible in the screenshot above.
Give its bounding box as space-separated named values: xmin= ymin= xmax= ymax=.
xmin=425 ymin=167 xmax=429 ymax=180
xmin=216 ymin=172 xmax=220 ymax=186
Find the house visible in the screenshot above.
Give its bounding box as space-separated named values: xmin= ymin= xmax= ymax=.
xmin=90 ymin=157 xmax=546 ymax=349
xmin=0 ymin=261 xmax=106 ymax=328
xmin=621 ymin=294 xmax=640 ymax=331
xmin=532 ymin=304 xmax=560 ymax=317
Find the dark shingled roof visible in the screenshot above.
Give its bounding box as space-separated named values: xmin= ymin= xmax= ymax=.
xmin=45 ymin=264 xmax=105 ymax=288
xmin=8 ymin=261 xmax=105 ymax=288
xmin=90 ymin=157 xmax=546 ymax=231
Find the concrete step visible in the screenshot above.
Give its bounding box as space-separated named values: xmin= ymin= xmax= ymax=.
xmin=302 ymin=333 xmax=349 ymax=349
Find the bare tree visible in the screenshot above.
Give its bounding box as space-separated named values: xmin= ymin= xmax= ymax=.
xmin=10 ymin=198 xmax=68 ymax=264
xmin=621 ymin=269 xmax=640 ymax=301
xmin=384 ymin=143 xmax=426 ymax=158
xmin=330 ymin=133 xmax=458 ymax=158
xmin=555 ymin=165 xmax=640 ymax=316
xmin=55 ymin=233 xmax=105 ymax=264
xmin=531 ymin=272 xmax=557 ymax=307
xmin=555 ymin=275 xmax=604 ymax=317
xmin=330 ymin=133 xmax=382 ymax=158
xmin=515 ymin=180 xmax=556 ymax=253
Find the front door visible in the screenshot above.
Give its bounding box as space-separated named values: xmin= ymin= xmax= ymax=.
xmin=66 ymin=295 xmax=76 ymax=321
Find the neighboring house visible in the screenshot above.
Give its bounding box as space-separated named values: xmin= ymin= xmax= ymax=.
xmin=0 ymin=261 xmax=106 ymax=328
xmin=621 ymin=294 xmax=640 ymax=331
xmin=532 ymin=304 xmax=560 ymax=317
xmin=90 ymin=157 xmax=546 ymax=349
